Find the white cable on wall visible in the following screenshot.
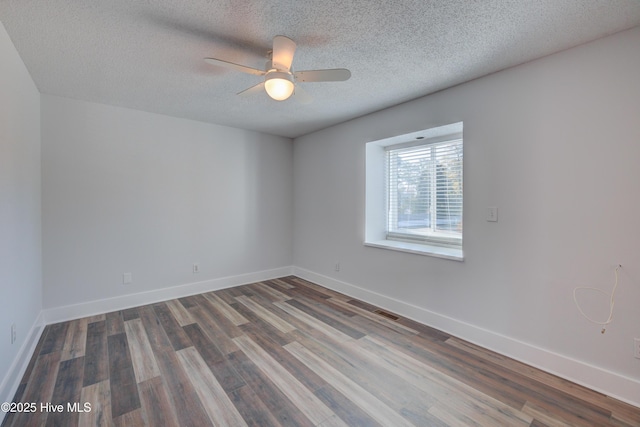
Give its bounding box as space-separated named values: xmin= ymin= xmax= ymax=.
xmin=573 ymin=264 xmax=622 ymax=334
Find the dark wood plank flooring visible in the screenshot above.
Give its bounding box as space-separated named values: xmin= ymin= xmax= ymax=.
xmin=3 ymin=276 xmax=639 ymax=426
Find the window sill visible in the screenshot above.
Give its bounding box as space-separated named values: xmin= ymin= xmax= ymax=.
xmin=364 ymin=239 xmax=464 ymax=261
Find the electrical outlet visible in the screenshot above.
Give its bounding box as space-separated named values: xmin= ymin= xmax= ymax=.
xmin=634 ymin=338 xmax=640 ymax=359
xmin=193 ymin=263 xmax=199 ymax=273
xmin=11 ymin=323 xmax=16 ymax=344
xmin=122 ymin=272 xmax=132 ymax=285
xmin=335 ymin=263 xmax=340 ymax=272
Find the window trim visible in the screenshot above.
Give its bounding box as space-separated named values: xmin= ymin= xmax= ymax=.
xmin=364 ymin=123 xmax=464 ymax=261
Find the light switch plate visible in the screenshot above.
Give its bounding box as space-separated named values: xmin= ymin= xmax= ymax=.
xmin=487 ymin=207 xmax=498 ymax=222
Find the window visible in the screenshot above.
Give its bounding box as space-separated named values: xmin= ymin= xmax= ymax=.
xmin=387 ymin=137 xmax=463 ymax=245
xmin=365 ymin=122 xmax=463 ymax=260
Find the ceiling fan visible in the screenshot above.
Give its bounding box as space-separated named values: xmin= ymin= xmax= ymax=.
xmin=204 ymin=35 xmax=351 ymax=101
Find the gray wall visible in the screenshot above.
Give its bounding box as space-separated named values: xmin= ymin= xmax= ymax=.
xmin=0 ymin=21 xmax=42 ymax=399
xmin=293 ymin=26 xmax=640 ymax=396
xmin=41 ymin=95 xmax=293 ymax=309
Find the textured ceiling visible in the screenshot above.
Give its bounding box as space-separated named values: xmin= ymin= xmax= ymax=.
xmin=1 ymin=1 xmax=640 ymax=138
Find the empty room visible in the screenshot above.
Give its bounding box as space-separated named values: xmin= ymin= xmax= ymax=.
xmin=1 ymin=1 xmax=640 ymax=426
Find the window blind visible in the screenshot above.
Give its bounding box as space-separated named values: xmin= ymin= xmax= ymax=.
xmin=386 ymin=138 xmax=463 ymax=247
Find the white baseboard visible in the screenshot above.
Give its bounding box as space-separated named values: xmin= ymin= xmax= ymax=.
xmin=43 ymin=266 xmax=294 ymax=324
xmin=0 ymin=311 xmax=45 ymax=426
xmin=293 ymin=266 xmax=640 ymax=408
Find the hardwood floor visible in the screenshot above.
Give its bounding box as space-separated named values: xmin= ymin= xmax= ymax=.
xmin=3 ymin=276 xmax=639 ymax=426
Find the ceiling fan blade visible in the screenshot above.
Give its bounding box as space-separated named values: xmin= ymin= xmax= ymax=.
xmin=294 ymin=69 xmax=351 ymax=82
xmin=293 ymin=86 xmax=312 ymax=104
xmin=204 ymin=57 xmax=265 ymax=76
xmin=272 ymin=35 xmax=296 ymax=71
xmin=237 ymin=81 xmax=265 ymax=97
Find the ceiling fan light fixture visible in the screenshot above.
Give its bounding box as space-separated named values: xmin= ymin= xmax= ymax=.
xmin=264 ymin=71 xmax=295 ymax=101
xmin=205 ymin=36 xmax=351 ymax=102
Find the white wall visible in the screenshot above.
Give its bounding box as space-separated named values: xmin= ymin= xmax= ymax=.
xmin=0 ymin=21 xmax=42 ymax=404
xmin=41 ymin=95 xmax=293 ymax=310
xmin=293 ymin=26 xmax=640 ymax=404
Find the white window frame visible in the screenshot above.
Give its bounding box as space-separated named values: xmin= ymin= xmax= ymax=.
xmin=365 ymin=122 xmax=464 ymax=261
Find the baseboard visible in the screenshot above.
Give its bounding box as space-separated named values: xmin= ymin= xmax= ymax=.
xmin=42 ymin=266 xmax=294 ymax=324
xmin=0 ymin=311 xmax=45 ymax=426
xmin=293 ymin=266 xmax=640 ymax=408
